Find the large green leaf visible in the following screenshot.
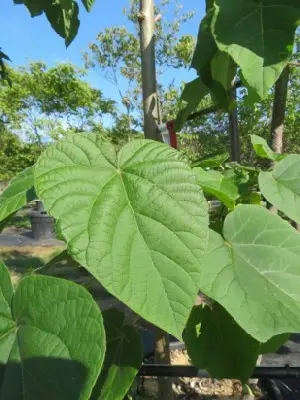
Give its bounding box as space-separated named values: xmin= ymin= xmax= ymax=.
xmin=259 ymin=155 xmax=300 ymax=223
xmin=191 ymin=8 xmax=218 ymax=79
xmin=212 ymin=0 xmax=300 ymax=99
xmin=15 ymin=0 xmax=80 ymax=46
xmin=44 ymin=1 xmax=80 ymax=46
xmin=175 ymin=78 xmax=209 ymax=131
xmin=184 ymin=303 xmax=260 ymax=382
xmin=250 ymin=135 xmax=284 ymax=161
xmin=199 ymin=206 xmax=300 ymax=342
xmin=91 ymin=309 xmax=143 ymax=400
xmin=0 ymin=167 xmax=36 ymax=224
xmin=0 ymin=262 xmax=105 ymax=399
xmin=184 ymin=303 xmax=289 ymax=382
xmin=34 ymin=135 xmax=209 ymax=339
xmin=194 ymin=167 xmax=239 ymax=209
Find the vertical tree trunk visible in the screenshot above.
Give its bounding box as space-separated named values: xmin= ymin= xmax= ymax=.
xmin=229 ymin=86 xmax=240 ymax=162
xmin=271 ymin=66 xmax=289 ymax=154
xmin=269 ymin=66 xmax=289 ymax=214
xmin=138 ymin=2 xmax=173 ymax=399
xmin=138 ymin=0 xmax=162 ymax=141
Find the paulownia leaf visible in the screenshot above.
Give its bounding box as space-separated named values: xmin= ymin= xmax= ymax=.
xmin=250 ymin=135 xmax=284 ymax=161
xmin=34 ymin=134 xmax=209 ymax=339
xmin=184 ymin=303 xmax=290 ymax=382
xmin=44 ymin=1 xmax=80 ymax=46
xmin=91 ymin=309 xmax=143 ymax=400
xmin=0 ymin=262 xmax=105 ymax=399
xmin=199 ymin=206 xmax=300 ymax=342
xmin=212 ymin=0 xmax=300 ymax=99
xmin=0 ymin=167 xmax=36 ymax=224
xmin=175 ymin=78 xmax=209 ymax=131
xmin=81 ymin=0 xmax=95 ymax=11
xmin=194 ymin=167 xmax=239 ymax=209
xmin=259 ymin=155 xmax=300 ymax=223
xmin=14 ymin=0 xmax=80 ymax=46
xmin=184 ymin=303 xmax=260 ymax=382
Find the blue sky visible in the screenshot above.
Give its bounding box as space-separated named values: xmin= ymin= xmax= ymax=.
xmin=1 ymin=1 xmax=204 ymax=111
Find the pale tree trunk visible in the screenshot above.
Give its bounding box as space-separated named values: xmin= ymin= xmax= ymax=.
xmin=269 ymin=66 xmax=289 ymax=214
xmin=138 ymin=0 xmax=162 ymax=141
xmin=271 ymin=66 xmax=289 ymax=154
xmin=138 ymin=1 xmax=173 ymax=399
xmin=229 ymin=86 xmax=240 ymax=162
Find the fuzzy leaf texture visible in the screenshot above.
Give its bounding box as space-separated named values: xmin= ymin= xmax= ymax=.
xmin=259 ymin=154 xmax=300 ymax=224
xmin=91 ymin=309 xmax=143 ymax=400
xmin=34 ymin=134 xmax=209 ymax=339
xmin=0 ymin=262 xmax=105 ymax=400
xmin=0 ymin=167 xmax=36 ymax=223
xmin=211 ymin=0 xmax=300 ymax=99
xmin=199 ymin=206 xmax=300 ymax=342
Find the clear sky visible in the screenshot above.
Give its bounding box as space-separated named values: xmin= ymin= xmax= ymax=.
xmin=0 ymin=0 xmax=204 ymax=109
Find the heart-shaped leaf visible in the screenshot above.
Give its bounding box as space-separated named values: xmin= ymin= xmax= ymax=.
xmin=212 ymin=0 xmax=300 ymax=99
xmin=0 ymin=262 xmax=105 ymax=399
xmin=194 ymin=167 xmax=239 ymax=209
xmin=259 ymin=155 xmax=300 ymax=223
xmin=184 ymin=302 xmax=289 ymax=382
xmin=91 ymin=309 xmax=143 ymax=400
xmin=0 ymin=167 xmax=36 ymax=224
xmin=34 ymin=134 xmax=209 ymax=339
xmin=199 ymin=206 xmax=300 ymax=342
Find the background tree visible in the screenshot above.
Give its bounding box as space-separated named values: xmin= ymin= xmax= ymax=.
xmin=0 ymin=62 xmax=115 ymax=144
xmin=83 ymin=0 xmax=195 ymax=131
xmin=0 ymin=129 xmax=41 ymax=180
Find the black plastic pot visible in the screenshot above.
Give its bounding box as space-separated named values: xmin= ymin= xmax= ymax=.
xmin=30 ymin=201 xmax=54 ymax=240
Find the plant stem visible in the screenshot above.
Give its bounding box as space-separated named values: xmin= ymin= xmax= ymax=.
xmin=229 ymin=86 xmax=240 ymax=162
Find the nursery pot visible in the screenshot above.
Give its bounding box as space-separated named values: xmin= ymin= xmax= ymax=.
xmin=30 ymin=201 xmax=54 ymax=240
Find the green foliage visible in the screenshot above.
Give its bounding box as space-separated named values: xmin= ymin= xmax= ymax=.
xmin=34 ymin=134 xmax=209 ymax=339
xmin=184 ymin=303 xmax=289 ymax=382
xmin=201 ymin=208 xmax=300 ymax=342
xmin=0 ymin=261 xmax=105 ymax=399
xmin=212 ymin=1 xmax=300 ymax=99
xmin=259 ymin=154 xmax=300 ymax=223
xmin=251 ymin=134 xmax=283 ymax=161
xmin=191 ymin=153 xmax=229 ymax=168
xmin=184 ymin=303 xmax=261 ymax=382
xmin=14 ymin=0 xmax=95 ymax=46
xmin=194 ymin=167 xmax=239 ymax=209
xmin=0 ymin=166 xmax=35 ymax=224
xmin=92 ymin=309 xmax=143 ymax=400
xmin=175 ymin=78 xmax=209 ymax=131
xmin=0 ymin=130 xmax=41 ymax=180
xmin=0 ymin=62 xmax=115 ymax=143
